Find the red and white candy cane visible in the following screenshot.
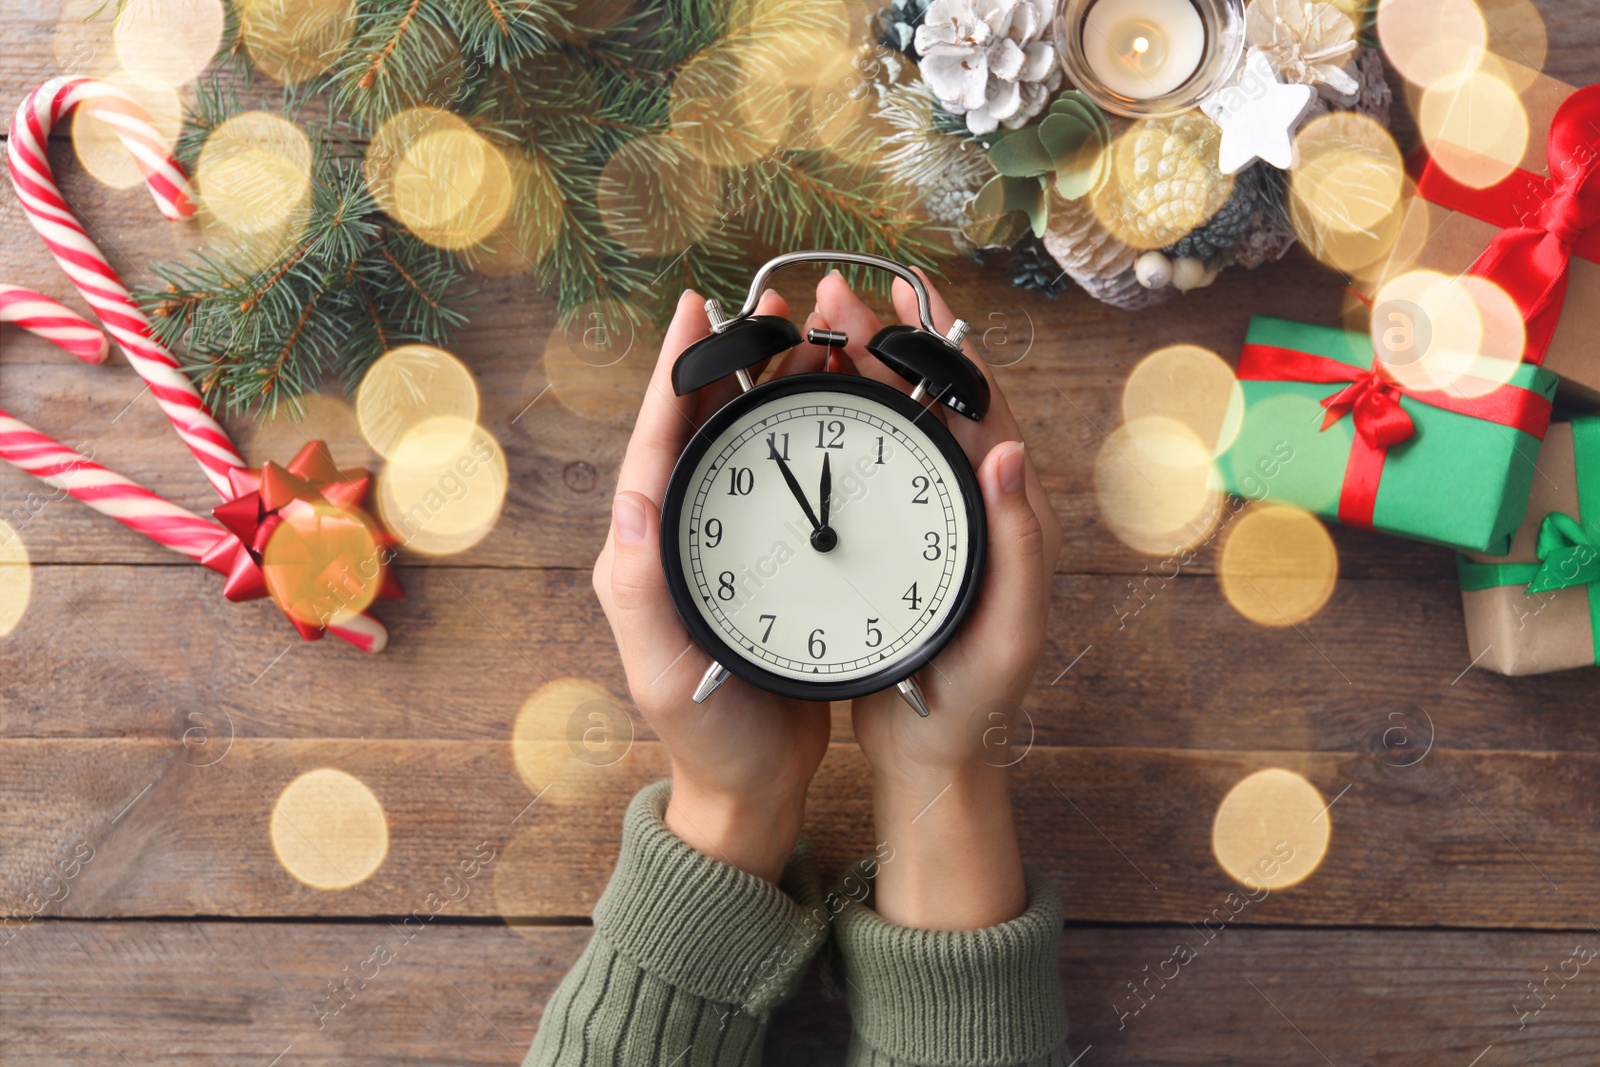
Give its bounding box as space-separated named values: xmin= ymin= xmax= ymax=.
xmin=8 ymin=76 xmax=243 ymax=495
xmin=0 ymin=78 xmax=388 ymax=652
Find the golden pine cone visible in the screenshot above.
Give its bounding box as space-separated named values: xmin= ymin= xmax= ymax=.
xmin=1091 ymin=113 xmax=1234 ymax=251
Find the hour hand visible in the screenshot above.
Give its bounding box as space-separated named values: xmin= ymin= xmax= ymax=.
xmin=819 ymin=452 xmax=832 ymax=530
xmin=767 ymin=439 xmax=821 ymax=531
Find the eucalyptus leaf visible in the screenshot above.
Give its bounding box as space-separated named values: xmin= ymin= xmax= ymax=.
xmin=986 ymin=128 xmax=1054 ymax=178
xmin=963 ymin=174 xmax=1049 ymax=245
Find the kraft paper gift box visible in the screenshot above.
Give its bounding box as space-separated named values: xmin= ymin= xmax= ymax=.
xmin=1361 ymin=70 xmax=1600 ymax=402
xmin=1458 ymin=419 xmax=1600 ymax=675
xmin=1216 ymin=316 xmax=1556 ymax=554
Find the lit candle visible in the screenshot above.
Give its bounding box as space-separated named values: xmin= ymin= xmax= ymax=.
xmin=1081 ymin=0 xmax=1206 ymax=100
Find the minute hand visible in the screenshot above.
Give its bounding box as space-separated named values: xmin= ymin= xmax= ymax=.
xmin=768 ymin=443 xmax=822 ymax=531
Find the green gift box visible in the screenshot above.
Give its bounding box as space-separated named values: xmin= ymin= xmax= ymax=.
xmin=1456 ymin=418 xmax=1600 ymax=674
xmin=1216 ymin=317 xmax=1557 ymax=554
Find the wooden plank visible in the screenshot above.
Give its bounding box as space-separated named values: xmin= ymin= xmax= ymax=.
xmin=3 ymin=738 xmax=1600 ymax=927
xmin=4 ymin=563 xmax=1599 ymax=753
xmin=0 ymin=144 xmax=1463 ymax=578
xmin=4 ymin=918 xmax=1599 ymax=1064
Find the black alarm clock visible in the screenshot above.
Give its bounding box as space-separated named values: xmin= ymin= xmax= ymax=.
xmin=659 ymin=251 xmax=990 ymax=717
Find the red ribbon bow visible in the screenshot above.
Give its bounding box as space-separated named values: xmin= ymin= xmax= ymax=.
xmin=199 ymin=440 xmax=403 ymax=642
xmin=1238 ymin=344 xmax=1551 ymax=529
xmin=1415 ymin=83 xmax=1600 ymax=365
xmin=1318 ymin=368 xmax=1415 ymax=449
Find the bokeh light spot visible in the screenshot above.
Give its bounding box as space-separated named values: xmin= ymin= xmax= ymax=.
xmin=1219 ymin=504 xmax=1337 ymax=627
xmin=378 ymin=418 xmax=507 ymax=556
xmin=356 ymin=344 xmax=480 ymax=459
xmin=1370 ymin=270 xmax=1522 ymax=397
xmin=512 ymin=678 xmax=635 ymax=803
xmin=1289 ymin=113 xmax=1406 ymax=275
xmin=0 ymin=521 xmax=31 ymax=639
xmin=1419 ymin=64 xmax=1529 ymax=190
xmin=71 ymin=70 xmax=181 ymax=191
xmin=270 ymin=768 xmax=388 ymax=890
xmin=1121 ymin=344 xmax=1244 ymax=458
xmin=470 ymin=152 xmax=563 ymax=275
xmin=237 ymin=0 xmax=356 ymax=85
xmin=597 ymin=135 xmax=722 ymax=259
xmin=541 ymin=304 xmax=659 ymax=427
xmin=367 ymin=108 xmax=514 ymax=251
xmin=196 ymin=111 xmax=313 ymax=269
xmin=669 ymin=46 xmax=792 ymax=167
xmin=1213 ymin=768 xmax=1331 ymax=890
xmin=113 ymin=0 xmax=225 ymax=88
xmin=1094 ymin=416 xmax=1222 ymax=555
xmin=262 ymin=500 xmax=383 ymax=627
xmin=1375 ymin=0 xmax=1487 ymax=90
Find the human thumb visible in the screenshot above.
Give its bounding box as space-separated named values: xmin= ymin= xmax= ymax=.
xmin=977 ymin=442 xmax=1048 ymax=635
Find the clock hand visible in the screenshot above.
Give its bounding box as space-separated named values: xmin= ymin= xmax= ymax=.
xmin=768 ymin=440 xmax=822 ymax=531
xmin=819 ymin=452 xmax=831 ymax=530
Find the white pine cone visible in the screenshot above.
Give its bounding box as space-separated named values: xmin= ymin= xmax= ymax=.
xmin=1245 ymin=0 xmax=1359 ymax=100
xmin=914 ymin=0 xmax=1062 ymax=136
xmin=1041 ymin=195 xmax=1173 ymax=310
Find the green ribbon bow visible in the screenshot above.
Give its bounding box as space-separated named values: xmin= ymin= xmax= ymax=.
xmin=1456 ymin=418 xmax=1600 ymax=660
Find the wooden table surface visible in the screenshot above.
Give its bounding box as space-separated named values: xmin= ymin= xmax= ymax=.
xmin=5 ymin=1 xmax=1600 ymax=1063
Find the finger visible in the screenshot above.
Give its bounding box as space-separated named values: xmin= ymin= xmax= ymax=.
xmin=695 ymin=288 xmax=790 ymax=423
xmin=616 ymin=290 xmax=712 ymax=506
xmin=963 ymin=442 xmax=1050 ymax=680
xmin=815 ymin=271 xmax=904 ymax=390
xmin=603 ymin=491 xmax=707 ymax=695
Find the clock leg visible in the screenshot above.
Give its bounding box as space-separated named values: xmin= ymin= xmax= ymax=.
xmin=691 ymin=661 xmax=730 ymax=704
xmin=896 ymin=675 xmax=932 ymax=718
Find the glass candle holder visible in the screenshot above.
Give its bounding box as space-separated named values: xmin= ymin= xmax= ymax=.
xmin=1055 ymin=0 xmax=1246 ymax=118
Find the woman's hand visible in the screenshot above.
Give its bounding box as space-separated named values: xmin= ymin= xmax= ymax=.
xmin=816 ymin=272 xmax=1063 ymax=929
xmin=593 ymin=288 xmax=834 ymax=884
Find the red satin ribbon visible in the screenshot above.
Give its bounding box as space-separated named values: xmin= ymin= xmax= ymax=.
xmin=1413 ymin=83 xmax=1600 ymax=365
xmin=1237 ymin=343 xmax=1552 ymax=529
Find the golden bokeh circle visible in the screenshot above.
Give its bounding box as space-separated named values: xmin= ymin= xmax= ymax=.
xmin=1418 ymin=64 xmax=1530 ymax=190
xmin=270 ymin=768 xmax=389 ymax=890
xmin=669 ymin=46 xmax=793 ymax=168
xmin=1479 ymin=0 xmax=1547 ymax=89
xmin=113 ymin=0 xmax=225 ymax=89
xmin=261 ymin=500 xmax=384 ymax=628
xmin=0 ymin=520 xmax=32 ymax=639
xmin=71 ymin=70 xmax=182 ymax=191
xmin=541 ymin=306 xmax=659 ymax=427
xmin=237 ymin=0 xmax=356 ymax=85
xmin=1212 ymin=768 xmax=1331 ymax=890
xmin=1218 ymin=504 xmax=1337 ymax=627
xmin=1094 ymin=416 xmax=1222 ymax=555
xmin=377 ymin=417 xmax=508 ymax=556
xmin=1121 ymin=344 xmax=1244 ymax=459
xmin=1375 ymin=0 xmax=1487 ymax=89
xmin=597 ymin=134 xmax=722 ymax=260
xmin=366 ymin=108 xmax=514 ymax=251
xmin=196 ymin=110 xmax=314 ymax=242
xmin=1371 ymin=271 xmax=1523 ymax=399
xmin=1289 ymin=112 xmax=1407 ymax=276
xmin=356 ymin=344 xmax=480 ymax=459
xmin=511 ymin=677 xmax=635 ymax=804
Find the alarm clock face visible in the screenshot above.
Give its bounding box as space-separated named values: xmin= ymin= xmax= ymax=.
xmin=661 ymin=374 xmax=985 ymax=700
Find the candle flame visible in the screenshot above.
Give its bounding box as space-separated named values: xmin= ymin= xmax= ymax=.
xmin=1132 ymin=35 xmax=1150 ymax=54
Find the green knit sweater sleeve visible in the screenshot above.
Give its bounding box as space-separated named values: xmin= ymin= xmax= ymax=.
xmin=826 ymin=861 xmax=1071 ymax=1067
xmin=523 ymin=780 xmax=830 ymax=1067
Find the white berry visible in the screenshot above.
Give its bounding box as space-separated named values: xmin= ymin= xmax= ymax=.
xmin=1171 ymin=256 xmax=1209 ymax=292
xmin=1135 ymin=251 xmax=1173 ymax=290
